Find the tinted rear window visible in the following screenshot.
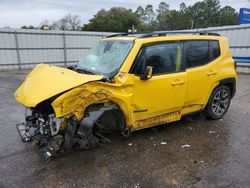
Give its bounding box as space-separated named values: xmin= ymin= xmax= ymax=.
xmin=185 ymin=40 xmax=210 ymax=68
xmin=210 ymin=40 xmax=220 ymax=60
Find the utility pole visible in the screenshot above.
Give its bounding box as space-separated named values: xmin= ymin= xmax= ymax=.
xmin=191 ymin=20 xmax=194 ymax=30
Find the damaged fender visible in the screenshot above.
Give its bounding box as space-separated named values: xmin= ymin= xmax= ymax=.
xmin=51 ymin=83 xmax=132 ymax=125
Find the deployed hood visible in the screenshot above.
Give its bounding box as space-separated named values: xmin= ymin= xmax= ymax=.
xmin=14 ymin=64 xmax=103 ymax=107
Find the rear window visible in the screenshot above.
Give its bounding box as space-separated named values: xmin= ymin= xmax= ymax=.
xmin=185 ymin=40 xmax=221 ymax=69
xmin=210 ymin=40 xmax=220 ymax=60
xmin=185 ymin=40 xmax=210 ymax=68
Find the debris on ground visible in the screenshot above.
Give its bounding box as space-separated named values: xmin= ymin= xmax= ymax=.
xmin=181 ymin=144 xmax=190 ymax=148
xmin=188 ymin=126 xmax=193 ymax=130
xmin=166 ymin=179 xmax=178 ymax=186
xmin=209 ymin=130 xmax=216 ymax=134
xmin=134 ymin=183 xmax=140 ymax=188
xmin=128 ymin=143 xmax=133 ymax=146
xmin=161 ymin=141 xmax=167 ymax=145
xmin=219 ymin=118 xmax=224 ymax=121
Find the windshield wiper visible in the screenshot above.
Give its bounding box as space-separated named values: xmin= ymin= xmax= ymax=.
xmin=75 ymin=68 xmax=95 ymax=75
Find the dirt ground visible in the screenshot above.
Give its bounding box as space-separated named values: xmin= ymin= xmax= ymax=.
xmin=0 ymin=70 xmax=250 ymax=188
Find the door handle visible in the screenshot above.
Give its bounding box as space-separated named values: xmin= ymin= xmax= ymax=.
xmin=171 ymin=80 xmax=185 ymax=86
xmin=207 ymin=70 xmax=217 ymax=76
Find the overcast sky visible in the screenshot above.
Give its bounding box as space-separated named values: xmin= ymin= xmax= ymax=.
xmin=0 ymin=0 xmax=249 ymax=28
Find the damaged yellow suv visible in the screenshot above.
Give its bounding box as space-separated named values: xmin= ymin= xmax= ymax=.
xmin=14 ymin=32 xmax=237 ymax=159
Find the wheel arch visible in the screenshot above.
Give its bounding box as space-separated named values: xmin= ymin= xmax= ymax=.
xmin=203 ymin=77 xmax=236 ymax=109
xmin=83 ymin=100 xmax=128 ymax=132
xmin=219 ymin=77 xmax=236 ymax=98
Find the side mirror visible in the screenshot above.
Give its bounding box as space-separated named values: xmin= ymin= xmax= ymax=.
xmin=140 ymin=66 xmax=153 ymax=80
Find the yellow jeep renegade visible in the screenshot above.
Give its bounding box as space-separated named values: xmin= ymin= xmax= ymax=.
xmin=14 ymin=32 xmax=237 ymax=159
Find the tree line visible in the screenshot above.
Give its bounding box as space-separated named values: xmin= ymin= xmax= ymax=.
xmin=21 ymin=0 xmax=239 ymax=32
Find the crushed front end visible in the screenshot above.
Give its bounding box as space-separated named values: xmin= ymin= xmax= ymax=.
xmin=16 ymin=105 xmax=96 ymax=160
xmin=14 ymin=64 xmax=127 ymax=160
xmin=16 ymin=99 xmax=124 ymax=160
xmin=13 ymin=64 xmax=109 ymax=160
xmin=16 ymin=99 xmax=70 ymax=160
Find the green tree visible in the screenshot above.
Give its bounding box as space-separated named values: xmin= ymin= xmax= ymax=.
xmin=185 ymin=0 xmax=221 ymax=28
xmin=135 ymin=4 xmax=156 ymax=31
xmin=157 ymin=9 xmax=192 ymax=30
xmin=83 ymin=0 xmax=238 ymax=33
xmin=186 ymin=1 xmax=207 ymax=28
xmin=179 ymin=2 xmax=187 ymax=12
xmin=136 ymin=4 xmax=156 ymax=24
xmin=219 ymin=6 xmax=238 ymax=26
xmin=83 ymin=7 xmax=141 ymax=32
xmin=135 ymin=6 xmax=146 ymax=23
xmin=157 ymin=2 xmax=169 ymax=15
xmin=203 ymin=0 xmax=221 ymax=26
xmin=156 ymin=2 xmax=169 ymax=30
xmin=157 ymin=2 xmax=192 ymax=30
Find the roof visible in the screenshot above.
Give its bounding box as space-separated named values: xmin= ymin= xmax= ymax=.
xmin=104 ymin=31 xmax=224 ymax=42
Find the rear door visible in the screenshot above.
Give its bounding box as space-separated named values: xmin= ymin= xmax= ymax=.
xmin=184 ymin=40 xmax=221 ymax=106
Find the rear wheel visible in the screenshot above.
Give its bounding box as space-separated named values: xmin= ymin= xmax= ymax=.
xmin=203 ymin=85 xmax=231 ymax=120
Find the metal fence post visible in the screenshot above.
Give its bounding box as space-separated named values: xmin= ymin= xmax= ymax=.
xmin=14 ymin=31 xmax=21 ymax=70
xmin=63 ymin=32 xmax=67 ymax=67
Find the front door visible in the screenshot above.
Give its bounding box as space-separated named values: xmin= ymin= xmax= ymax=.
xmin=130 ymin=41 xmax=187 ymax=129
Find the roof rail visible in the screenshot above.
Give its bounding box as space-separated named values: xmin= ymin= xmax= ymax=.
xmin=139 ymin=31 xmax=220 ymax=38
xmin=199 ymin=32 xmax=220 ymax=36
xmin=106 ymin=31 xmax=220 ymax=39
xmin=106 ymin=33 xmax=129 ymax=38
xmin=106 ymin=32 xmax=148 ymax=38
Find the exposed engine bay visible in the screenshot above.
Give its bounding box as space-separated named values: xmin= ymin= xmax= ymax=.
xmin=17 ymin=100 xmax=126 ymax=160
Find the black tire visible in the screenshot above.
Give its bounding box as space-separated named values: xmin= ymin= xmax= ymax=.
xmin=203 ymin=85 xmax=232 ymax=120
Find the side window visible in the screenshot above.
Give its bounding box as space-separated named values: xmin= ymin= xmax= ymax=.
xmin=210 ymin=40 xmax=220 ymax=60
xmin=132 ymin=42 xmax=184 ymax=76
xmin=185 ymin=41 xmax=210 ymax=68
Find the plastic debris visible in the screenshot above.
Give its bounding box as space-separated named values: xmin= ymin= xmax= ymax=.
xmin=219 ymin=118 xmax=224 ymax=121
xmin=166 ymin=179 xmax=178 ymax=185
xmin=181 ymin=144 xmax=190 ymax=148
xmin=188 ymin=126 xmax=193 ymax=130
xmin=209 ymin=130 xmax=216 ymax=134
xmin=161 ymin=141 xmax=167 ymax=145
xmin=128 ymin=143 xmax=133 ymax=146
xmin=151 ymin=137 xmax=154 ymax=140
xmin=135 ymin=183 xmax=140 ymax=188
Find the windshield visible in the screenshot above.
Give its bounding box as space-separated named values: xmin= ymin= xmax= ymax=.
xmin=77 ymin=40 xmax=134 ymax=75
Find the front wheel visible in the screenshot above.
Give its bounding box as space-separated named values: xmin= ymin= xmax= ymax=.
xmin=203 ymin=85 xmax=231 ymax=120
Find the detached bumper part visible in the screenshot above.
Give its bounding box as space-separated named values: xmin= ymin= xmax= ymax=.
xmin=16 ymin=123 xmax=39 ymax=142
